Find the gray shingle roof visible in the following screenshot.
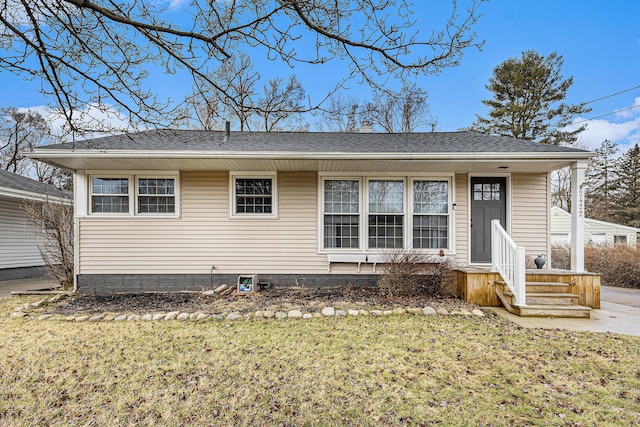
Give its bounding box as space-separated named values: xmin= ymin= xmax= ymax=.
xmin=40 ymin=130 xmax=591 ymax=154
xmin=0 ymin=169 xmax=71 ymax=199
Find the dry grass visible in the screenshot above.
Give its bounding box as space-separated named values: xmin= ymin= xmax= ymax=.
xmin=1 ymin=296 xmax=639 ymax=426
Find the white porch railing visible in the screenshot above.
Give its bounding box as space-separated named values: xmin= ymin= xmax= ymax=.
xmin=491 ymin=219 xmax=527 ymax=307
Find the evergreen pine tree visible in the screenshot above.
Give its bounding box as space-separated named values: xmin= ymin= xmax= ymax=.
xmin=471 ymin=50 xmax=590 ymax=145
xmin=613 ymin=144 xmax=640 ymax=227
xmin=585 ymin=140 xmax=618 ymax=221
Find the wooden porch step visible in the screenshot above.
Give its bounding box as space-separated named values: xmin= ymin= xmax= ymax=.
xmin=495 ymin=283 xmax=590 ymax=319
xmin=503 ymin=291 xmax=579 ymax=306
xmin=524 ymin=281 xmax=571 ymax=293
xmin=517 ymin=304 xmax=591 ymax=319
xmin=496 ymin=280 xmax=570 ymax=293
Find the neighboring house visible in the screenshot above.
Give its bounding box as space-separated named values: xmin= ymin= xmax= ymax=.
xmin=0 ymin=169 xmax=71 ymax=280
xmin=30 ymin=130 xmax=599 ymax=316
xmin=551 ymin=205 xmax=640 ymax=246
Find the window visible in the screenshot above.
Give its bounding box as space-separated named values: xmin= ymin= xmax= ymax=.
xmin=551 ymin=233 xmax=570 ymax=245
xmin=323 ymin=180 xmax=359 ymax=249
xmin=91 ymin=177 xmax=129 ymax=213
xmin=614 ymin=235 xmax=628 ymax=246
xmin=89 ymin=174 xmax=178 ymax=216
xmin=473 ymin=182 xmax=501 ymax=200
xmin=320 ymin=175 xmax=452 ymax=253
xmin=413 ymin=180 xmax=448 ymax=249
xmin=589 ymin=233 xmax=606 ymax=244
xmin=368 ymin=180 xmax=404 ymax=249
xmin=137 ymin=178 xmax=175 ymax=214
xmin=231 ymin=173 xmax=277 ymax=217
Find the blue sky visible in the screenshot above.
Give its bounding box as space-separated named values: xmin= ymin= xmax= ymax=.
xmin=1 ymin=0 xmax=639 ymax=152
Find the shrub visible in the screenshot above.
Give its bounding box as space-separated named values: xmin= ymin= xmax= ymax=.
xmin=584 ymin=244 xmax=640 ymax=289
xmin=22 ymin=197 xmax=74 ymax=290
xmin=377 ymin=249 xmax=457 ymax=296
xmin=550 ymin=244 xmax=571 ymax=270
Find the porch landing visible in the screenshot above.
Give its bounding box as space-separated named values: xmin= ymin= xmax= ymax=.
xmin=455 ymin=268 xmax=600 ymax=318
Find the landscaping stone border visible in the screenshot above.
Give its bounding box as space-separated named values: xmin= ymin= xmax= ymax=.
xmin=9 ymin=294 xmax=487 ymax=322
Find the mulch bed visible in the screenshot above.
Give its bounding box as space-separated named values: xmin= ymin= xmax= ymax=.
xmin=49 ymin=286 xmax=478 ymax=316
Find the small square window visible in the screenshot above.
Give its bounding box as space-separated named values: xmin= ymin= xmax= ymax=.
xmin=137 ymin=178 xmax=175 ymax=214
xmin=614 ymin=235 xmax=627 ymax=246
xmin=232 ymin=174 xmax=276 ymax=217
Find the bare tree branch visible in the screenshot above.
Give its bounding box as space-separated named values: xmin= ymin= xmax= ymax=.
xmin=0 ymin=107 xmax=50 ymax=174
xmin=0 ymin=0 xmax=485 ymax=133
xmin=318 ymin=84 xmax=436 ymax=133
xmin=22 ymin=197 xmax=74 ymax=290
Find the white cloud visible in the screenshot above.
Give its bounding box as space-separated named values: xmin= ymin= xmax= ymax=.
xmin=568 ymin=98 xmax=640 ymax=152
xmin=165 ymin=0 xmax=189 ymax=10
xmin=576 ymin=117 xmax=640 ymax=150
xmin=614 ymin=96 xmax=640 ymax=119
xmin=20 ymin=104 xmax=134 ymax=142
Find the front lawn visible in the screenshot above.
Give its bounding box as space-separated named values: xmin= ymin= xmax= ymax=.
xmin=1 ymin=296 xmax=639 ymax=426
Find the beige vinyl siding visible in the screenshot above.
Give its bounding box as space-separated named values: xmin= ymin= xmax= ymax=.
xmin=510 ymin=173 xmax=549 ymax=258
xmin=550 ymin=210 xmax=575 ymax=244
xmin=78 ymin=171 xmax=327 ymax=274
xmin=583 ymin=224 xmax=638 ymax=245
xmin=454 ymin=173 xmax=468 ymax=264
xmin=77 ymin=170 xmax=554 ymax=274
xmin=551 ymin=208 xmax=639 ymax=245
xmin=549 ymin=209 xmax=571 ymax=244
xmin=0 ymin=197 xmax=46 ymax=269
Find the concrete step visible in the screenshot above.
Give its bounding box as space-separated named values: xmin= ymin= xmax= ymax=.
xmin=503 ymin=291 xmax=579 ymax=306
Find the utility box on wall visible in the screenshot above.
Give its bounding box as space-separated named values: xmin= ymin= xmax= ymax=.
xmin=237 ymin=274 xmax=259 ymax=294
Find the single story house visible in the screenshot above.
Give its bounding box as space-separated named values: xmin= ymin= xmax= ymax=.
xmin=551 ymin=206 xmax=640 ymax=246
xmin=30 ymin=130 xmax=599 ymax=317
xmin=0 ymin=169 xmax=71 ymax=280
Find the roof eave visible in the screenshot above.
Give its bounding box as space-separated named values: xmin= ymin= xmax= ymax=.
xmin=0 ymin=187 xmax=71 ymax=203
xmin=28 ymin=149 xmax=594 ymax=161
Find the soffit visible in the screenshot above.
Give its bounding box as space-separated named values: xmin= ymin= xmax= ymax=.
xmin=39 ymin=157 xmax=579 ymax=173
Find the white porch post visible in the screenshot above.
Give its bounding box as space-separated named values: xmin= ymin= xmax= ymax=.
xmin=570 ymin=161 xmax=587 ymax=272
xmin=73 ymin=171 xmax=86 ymax=293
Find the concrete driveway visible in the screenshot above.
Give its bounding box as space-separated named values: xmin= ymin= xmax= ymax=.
xmin=488 ymin=286 xmax=640 ymax=336
xmin=601 ymin=286 xmax=640 ymax=308
xmin=0 ymin=276 xmax=60 ymax=298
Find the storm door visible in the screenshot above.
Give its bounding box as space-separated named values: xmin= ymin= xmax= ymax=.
xmin=470 ymin=177 xmax=507 ymax=263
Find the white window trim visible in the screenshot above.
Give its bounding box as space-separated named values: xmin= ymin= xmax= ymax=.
xmin=319 ymin=176 xmax=363 ymax=252
xmin=229 ymin=172 xmax=278 ymax=219
xmin=88 ymin=174 xmax=133 ymax=216
xmin=88 ymin=172 xmax=180 ymax=217
xmin=135 ymin=175 xmax=179 ymax=216
xmin=408 ymin=177 xmax=453 ymax=252
xmin=613 ymin=234 xmax=629 ymax=246
xmin=318 ymin=173 xmax=455 ymax=255
xmin=365 ymin=177 xmax=407 ymax=251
